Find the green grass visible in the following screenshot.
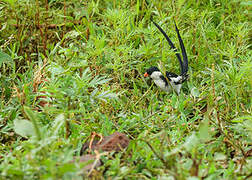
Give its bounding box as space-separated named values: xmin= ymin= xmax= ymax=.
xmin=0 ymin=0 xmax=251 ymax=179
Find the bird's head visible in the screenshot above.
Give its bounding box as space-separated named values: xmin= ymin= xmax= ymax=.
xmin=144 ymin=66 xmax=160 ymax=78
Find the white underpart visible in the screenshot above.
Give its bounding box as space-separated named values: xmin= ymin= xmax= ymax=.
xmin=150 ymin=71 xmax=182 ymax=94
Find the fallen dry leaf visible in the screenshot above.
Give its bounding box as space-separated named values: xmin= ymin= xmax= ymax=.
xmin=80 ymin=132 xmax=130 ymax=155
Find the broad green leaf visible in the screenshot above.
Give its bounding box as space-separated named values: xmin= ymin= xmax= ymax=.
xmin=0 ymin=51 xmax=13 ymax=67
xmin=214 ymin=152 xmax=226 ymax=161
xmin=24 ymin=106 xmax=42 ymax=140
xmin=198 ymin=118 xmax=211 ymax=141
xmin=191 ymin=87 xmax=200 ymax=98
xmin=244 ymin=117 xmax=252 ymax=138
xmin=47 ymin=63 xmax=65 ymax=75
xmin=184 ymin=132 xmax=199 ymax=151
xmin=52 ymin=114 xmax=65 ymax=136
xmin=13 ymin=119 xmax=35 ymax=138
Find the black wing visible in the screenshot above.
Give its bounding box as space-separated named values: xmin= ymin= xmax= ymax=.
xmin=174 ymin=21 xmax=188 ymax=76
xmin=150 ymin=18 xmax=184 ymax=75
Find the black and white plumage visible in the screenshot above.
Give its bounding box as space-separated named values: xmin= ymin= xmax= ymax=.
xmin=144 ymin=19 xmax=189 ymax=94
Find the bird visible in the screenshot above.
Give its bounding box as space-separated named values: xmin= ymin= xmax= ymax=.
xmin=144 ymin=18 xmax=189 ymax=94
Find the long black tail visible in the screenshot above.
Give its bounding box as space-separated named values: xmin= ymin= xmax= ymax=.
xmin=151 ymin=18 xmax=188 ymax=76
xmin=174 ymin=21 xmax=188 ymax=76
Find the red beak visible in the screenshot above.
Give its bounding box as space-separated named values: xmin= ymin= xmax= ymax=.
xmin=144 ymin=72 xmax=149 ymax=77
